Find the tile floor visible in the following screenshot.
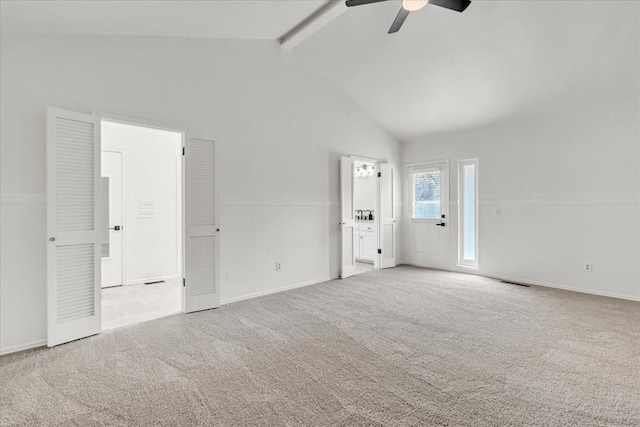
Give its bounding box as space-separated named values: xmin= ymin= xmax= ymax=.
xmin=355 ymin=261 xmax=375 ymax=275
xmin=102 ymin=278 xmax=182 ymax=331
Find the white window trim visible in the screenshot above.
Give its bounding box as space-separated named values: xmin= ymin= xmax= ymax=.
xmin=408 ymin=165 xmax=443 ymax=221
xmin=458 ymin=158 xmax=479 ymax=269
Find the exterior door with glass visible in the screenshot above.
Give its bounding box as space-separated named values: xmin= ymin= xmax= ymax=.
xmin=101 ymin=150 xmax=124 ymax=288
xmin=406 ymin=162 xmax=449 ymax=270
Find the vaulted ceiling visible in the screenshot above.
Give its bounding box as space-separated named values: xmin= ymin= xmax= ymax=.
xmin=292 ymin=0 xmax=639 ymax=139
xmin=0 ymin=0 xmax=324 ymax=40
xmin=2 ymin=0 xmax=638 ymax=140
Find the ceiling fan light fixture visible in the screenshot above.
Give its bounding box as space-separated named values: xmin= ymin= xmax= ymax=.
xmin=402 ymin=0 xmax=429 ymax=11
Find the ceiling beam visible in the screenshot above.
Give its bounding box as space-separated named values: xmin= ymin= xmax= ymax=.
xmin=279 ymin=1 xmax=347 ymax=50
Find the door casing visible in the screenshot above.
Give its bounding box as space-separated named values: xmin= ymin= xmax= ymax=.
xmin=405 ymin=160 xmax=450 ymax=270
xmin=101 ymin=149 xmax=125 ymax=288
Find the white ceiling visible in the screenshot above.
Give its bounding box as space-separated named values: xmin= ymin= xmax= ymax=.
xmin=293 ymin=0 xmax=639 ymax=139
xmin=2 ymin=1 xmax=637 ymax=140
xmin=0 ymin=0 xmax=325 ymax=40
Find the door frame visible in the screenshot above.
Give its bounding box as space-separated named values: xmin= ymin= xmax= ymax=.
xmin=349 ymin=155 xmax=384 ymax=270
xmin=405 ymin=159 xmax=451 ymax=270
xmin=93 ymin=111 xmax=187 ymax=310
xmin=101 ymin=148 xmax=126 ymax=288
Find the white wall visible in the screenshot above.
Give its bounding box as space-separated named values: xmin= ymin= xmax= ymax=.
xmin=403 ymin=98 xmax=640 ymax=301
xmin=354 ymin=175 xmax=376 ymax=213
xmin=0 ymin=34 xmax=402 ymax=354
xmin=102 ymin=121 xmax=183 ymax=285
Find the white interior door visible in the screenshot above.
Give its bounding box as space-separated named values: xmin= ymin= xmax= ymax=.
xmin=47 ymin=107 xmax=101 ymax=347
xmin=378 ymin=163 xmax=396 ymax=269
xmin=406 ymin=162 xmax=450 ymax=270
xmin=101 ymin=151 xmax=123 ymax=288
xmin=340 ymin=157 xmax=357 ymax=278
xmin=184 ymin=138 xmax=220 ymax=312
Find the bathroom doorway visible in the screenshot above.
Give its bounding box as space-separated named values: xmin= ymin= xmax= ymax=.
xmin=340 ymin=155 xmax=396 ymax=279
xmin=353 ymin=160 xmax=377 ymax=275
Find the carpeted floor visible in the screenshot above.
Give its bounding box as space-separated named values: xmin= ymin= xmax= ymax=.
xmin=1 ymin=266 xmax=639 ymax=426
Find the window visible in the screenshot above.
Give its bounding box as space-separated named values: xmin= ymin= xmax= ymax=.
xmin=411 ymin=169 xmax=441 ymax=219
xmin=459 ymin=159 xmax=478 ymax=268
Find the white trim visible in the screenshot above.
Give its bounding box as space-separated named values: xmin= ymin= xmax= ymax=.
xmin=101 ymin=149 xmax=126 ymax=289
xmin=479 ymin=197 xmax=638 ymax=206
xmin=349 ymin=154 xmax=384 ymax=164
xmin=126 ymin=274 xmax=182 ymax=286
xmin=458 ymin=158 xmax=479 ymax=269
xmin=0 ymin=339 xmax=47 ymax=356
xmin=409 ymin=264 xmax=640 ymax=303
xmin=93 ymin=111 xmax=188 ymax=134
xmin=280 ymin=1 xmax=348 ymax=49
xmin=220 ymin=200 xmax=340 ymax=207
xmin=221 ymin=276 xmax=339 ymax=305
xmin=0 ymin=193 xmax=46 ymax=204
xmin=487 ymin=273 xmax=640 ymax=303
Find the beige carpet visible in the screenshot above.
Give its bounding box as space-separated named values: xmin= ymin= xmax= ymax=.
xmin=1 ymin=266 xmax=639 ymax=426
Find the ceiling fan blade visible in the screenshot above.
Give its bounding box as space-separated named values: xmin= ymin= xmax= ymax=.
xmin=428 ymin=0 xmax=472 ymax=13
xmin=345 ymin=0 xmax=389 ymax=7
xmin=388 ymin=7 xmax=410 ymax=34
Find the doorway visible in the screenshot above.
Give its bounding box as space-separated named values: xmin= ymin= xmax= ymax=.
xmin=353 ymin=161 xmax=377 ymax=275
xmin=406 ymin=161 xmax=450 ymax=270
xmin=47 ymin=107 xmax=220 ymax=347
xmin=100 ymin=119 xmax=183 ymax=330
xmin=101 ymin=150 xmax=123 ymax=288
xmin=340 ymin=156 xmax=396 ymax=279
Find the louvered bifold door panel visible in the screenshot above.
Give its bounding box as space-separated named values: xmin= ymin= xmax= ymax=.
xmin=47 ymin=108 xmax=101 ymax=347
xmin=184 ymin=138 xmax=220 ymax=312
xmin=340 ymin=157 xmax=356 ymax=279
xmin=378 ymin=163 xmax=396 ymax=269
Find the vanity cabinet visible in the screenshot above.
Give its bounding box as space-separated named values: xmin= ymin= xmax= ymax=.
xmin=356 ymin=223 xmax=376 ymax=263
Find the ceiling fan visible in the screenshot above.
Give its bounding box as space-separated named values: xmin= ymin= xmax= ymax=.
xmin=345 ymin=0 xmax=472 ymax=34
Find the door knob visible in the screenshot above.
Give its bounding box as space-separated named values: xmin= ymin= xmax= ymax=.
xmin=49 ymin=237 xmax=55 ymax=242
xmin=109 ymin=226 xmax=121 ymax=231
xmin=436 ymin=222 xmax=446 ymax=227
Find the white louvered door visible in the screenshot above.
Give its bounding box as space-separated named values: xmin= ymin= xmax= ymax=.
xmin=184 ymin=138 xmax=220 ymax=312
xmin=47 ymin=108 xmax=101 ymax=347
xmin=378 ymin=163 xmax=396 ymax=269
xmin=340 ymin=157 xmax=357 ymax=279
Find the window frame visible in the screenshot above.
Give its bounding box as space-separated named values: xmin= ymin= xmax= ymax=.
xmin=458 ymin=158 xmax=479 ymax=269
xmin=409 ymin=166 xmax=443 ymax=221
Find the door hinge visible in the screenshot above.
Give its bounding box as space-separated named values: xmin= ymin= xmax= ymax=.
xmin=182 ymin=147 xmax=185 ymax=155
xmin=183 ymin=278 xmax=186 ymax=287
xmin=378 ymin=249 xmax=382 ymax=254
xmin=377 ymin=172 xmax=381 ymax=177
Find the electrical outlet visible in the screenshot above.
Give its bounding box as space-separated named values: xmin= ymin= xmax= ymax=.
xmin=275 ymin=262 xmax=282 ymax=272
xmin=584 ymin=263 xmax=592 ymax=273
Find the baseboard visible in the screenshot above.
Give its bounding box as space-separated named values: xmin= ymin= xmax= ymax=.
xmin=221 ymin=276 xmax=339 ymax=305
xmin=442 ymin=265 xmax=640 ymax=303
xmin=489 ymin=273 xmax=640 ymax=303
xmin=126 ymin=274 xmax=181 ymax=286
xmin=0 ymin=339 xmax=47 ymax=356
